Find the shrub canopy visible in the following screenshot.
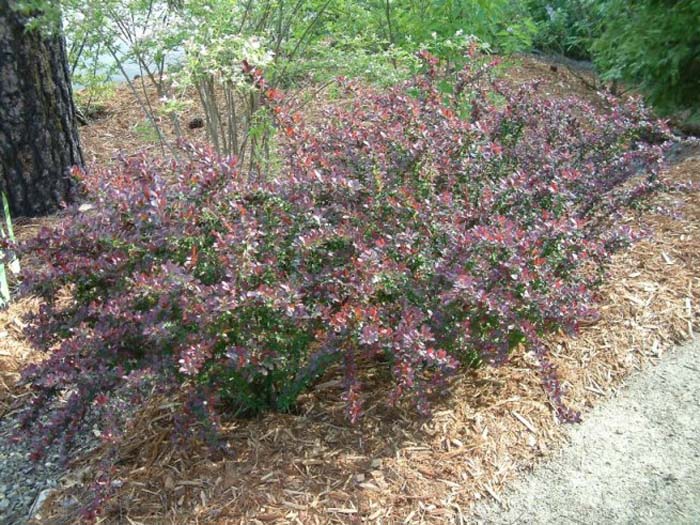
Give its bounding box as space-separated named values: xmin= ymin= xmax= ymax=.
xmin=19 ymin=55 xmax=672 ymax=461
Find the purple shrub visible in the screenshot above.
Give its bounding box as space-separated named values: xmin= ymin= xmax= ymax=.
xmin=17 ymin=53 xmax=672 ymax=463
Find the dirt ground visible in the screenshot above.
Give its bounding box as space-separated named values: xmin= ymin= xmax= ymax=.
xmin=473 ymin=337 xmax=700 ymax=524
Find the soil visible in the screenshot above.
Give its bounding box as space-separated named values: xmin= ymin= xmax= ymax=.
xmin=473 ymin=338 xmax=700 ymax=524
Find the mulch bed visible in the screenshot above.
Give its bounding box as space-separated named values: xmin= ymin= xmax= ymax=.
xmin=0 ymin=56 xmax=696 ymax=525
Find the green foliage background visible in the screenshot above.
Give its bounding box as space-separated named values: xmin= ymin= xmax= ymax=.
xmin=56 ymin=0 xmax=699 ymax=117
xmin=591 ymin=0 xmax=700 ymax=114
xmin=527 ymin=0 xmax=700 ymax=116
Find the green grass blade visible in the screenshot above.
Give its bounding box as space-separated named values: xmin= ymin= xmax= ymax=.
xmin=2 ymin=193 xmax=14 ymax=242
xmin=0 ymin=192 xmax=19 ymax=280
xmin=0 ymin=263 xmax=9 ymax=308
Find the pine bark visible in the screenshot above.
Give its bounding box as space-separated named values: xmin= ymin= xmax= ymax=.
xmin=0 ymin=1 xmax=83 ymax=218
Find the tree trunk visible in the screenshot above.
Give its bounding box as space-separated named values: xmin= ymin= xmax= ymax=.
xmin=0 ymin=1 xmax=83 ymax=218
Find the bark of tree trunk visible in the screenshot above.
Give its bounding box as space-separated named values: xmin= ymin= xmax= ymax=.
xmin=0 ymin=1 xmax=83 ymax=218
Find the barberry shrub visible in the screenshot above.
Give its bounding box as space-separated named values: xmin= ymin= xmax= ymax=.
xmin=18 ymin=53 xmax=671 ymax=460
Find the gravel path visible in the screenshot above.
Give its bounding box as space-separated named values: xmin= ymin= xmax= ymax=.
xmin=474 ymin=338 xmax=700 ymax=525
xmin=0 ymin=405 xmax=100 ymax=525
xmin=0 ymin=417 xmax=64 ymax=525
